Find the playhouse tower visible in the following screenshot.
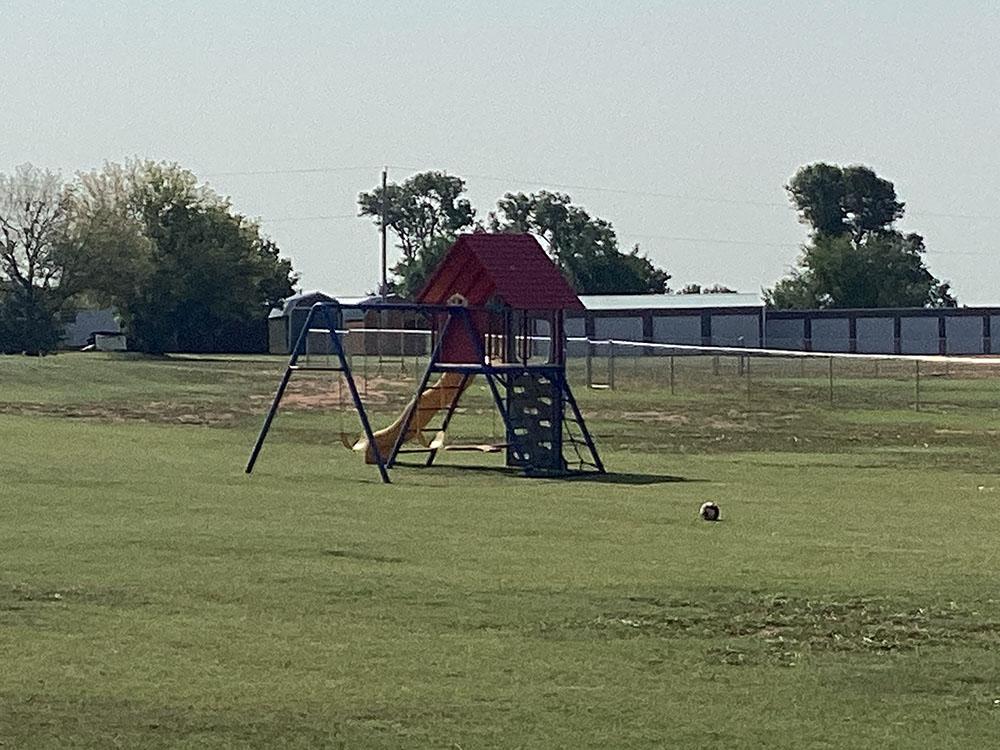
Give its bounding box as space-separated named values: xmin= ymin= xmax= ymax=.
xmin=415 ymin=234 xmax=601 ymax=474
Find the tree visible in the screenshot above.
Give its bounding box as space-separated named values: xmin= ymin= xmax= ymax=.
xmin=787 ymin=163 xmax=904 ymax=242
xmin=678 ymin=283 xmax=737 ymax=294
xmin=765 ymin=232 xmax=955 ymax=309
xmin=489 ymin=191 xmax=670 ymax=294
xmin=767 ymin=163 xmax=953 ymax=309
xmin=55 ymin=163 xmax=154 ymax=307
xmin=358 ymin=172 xmax=475 ymax=297
xmin=0 ymin=164 xmax=70 ymax=353
xmin=64 ymin=161 xmax=297 ymax=353
xmin=704 ymin=283 xmax=738 ymax=294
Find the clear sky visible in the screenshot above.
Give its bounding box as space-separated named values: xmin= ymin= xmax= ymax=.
xmin=3 ymin=1 xmax=998 ymax=302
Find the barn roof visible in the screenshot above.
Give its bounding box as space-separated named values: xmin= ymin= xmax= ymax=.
xmin=416 ymin=234 xmax=583 ymax=311
xmin=269 ymin=290 xmax=338 ymax=318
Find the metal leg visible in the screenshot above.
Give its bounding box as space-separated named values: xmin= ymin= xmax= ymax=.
xmin=387 ymin=314 xmax=454 ymax=467
xmin=561 ymin=378 xmax=605 ymax=473
xmin=456 ymin=308 xmax=530 ymax=463
xmin=425 ymin=373 xmax=470 ymax=467
xmin=323 ymin=306 xmax=390 ymax=483
xmin=246 ymin=365 xmax=294 ymax=474
xmin=245 ymin=305 xmax=314 ymax=474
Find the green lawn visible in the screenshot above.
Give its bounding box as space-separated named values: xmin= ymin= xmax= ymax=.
xmin=3 ymin=353 xmax=1000 ymax=748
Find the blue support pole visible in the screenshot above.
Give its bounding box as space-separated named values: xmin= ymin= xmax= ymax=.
xmin=387 ymin=311 xmax=455 ymax=467
xmin=454 ymin=308 xmax=529 ymax=464
xmin=246 ymin=304 xmax=315 ymax=474
xmin=560 ymin=377 xmax=605 ymax=473
xmin=424 ymin=372 xmax=470 ymax=467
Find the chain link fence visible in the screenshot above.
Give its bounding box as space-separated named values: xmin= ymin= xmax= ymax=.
xmin=572 ymin=339 xmax=1000 ymax=414
xmin=300 ymin=326 xmax=1000 ymax=416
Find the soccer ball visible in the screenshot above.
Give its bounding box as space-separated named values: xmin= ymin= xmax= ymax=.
xmin=699 ymin=502 xmax=721 ymax=522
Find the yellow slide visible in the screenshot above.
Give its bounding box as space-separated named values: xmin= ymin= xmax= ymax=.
xmin=356 ymin=372 xmax=469 ymax=463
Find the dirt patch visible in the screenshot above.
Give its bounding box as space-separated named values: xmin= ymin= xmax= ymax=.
xmin=0 ymin=400 xmax=245 ymax=426
xmin=621 ymin=411 xmax=690 ymax=425
xmin=0 ymin=374 xmax=413 ymax=425
xmin=281 ymin=375 xmax=406 ymax=409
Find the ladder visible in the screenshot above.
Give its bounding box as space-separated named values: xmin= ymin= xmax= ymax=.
xmin=558 ymin=375 xmax=605 ymax=473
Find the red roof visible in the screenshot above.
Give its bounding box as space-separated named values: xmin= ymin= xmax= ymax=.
xmin=416 ymin=234 xmax=583 ymax=311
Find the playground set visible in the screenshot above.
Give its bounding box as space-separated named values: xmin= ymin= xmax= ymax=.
xmin=246 ymin=233 xmax=604 ymax=483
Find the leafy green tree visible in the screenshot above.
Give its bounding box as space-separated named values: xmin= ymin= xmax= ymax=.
xmin=768 ymin=163 xmax=953 ymax=309
xmin=765 ymin=233 xmax=955 ymax=309
xmin=358 ymin=171 xmax=475 ymax=297
xmin=56 ymin=162 xmax=154 ymax=305
xmin=787 ymin=163 xmax=904 ymax=242
xmin=489 ymin=191 xmax=670 ymax=294
xmin=66 ymin=161 xmax=297 ymax=353
xmin=0 ymin=164 xmax=70 ymax=354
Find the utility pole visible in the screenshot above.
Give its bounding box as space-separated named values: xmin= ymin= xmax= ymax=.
xmin=380 ymin=167 xmax=388 ymax=301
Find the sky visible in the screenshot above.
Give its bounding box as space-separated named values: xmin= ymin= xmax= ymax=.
xmin=2 ymin=1 xmax=999 ymax=303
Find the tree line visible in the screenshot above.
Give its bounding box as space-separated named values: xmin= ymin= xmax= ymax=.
xmin=359 ymin=165 xmax=955 ymax=310
xmin=0 ymin=159 xmax=956 ymax=355
xmin=358 ymin=173 xmax=673 ymax=298
xmin=0 ymin=161 xmax=296 ymax=354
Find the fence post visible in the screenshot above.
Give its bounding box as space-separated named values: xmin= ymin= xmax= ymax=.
xmin=828 ymin=357 xmax=834 ymax=406
xmin=609 ymin=342 xmax=616 ymax=391
xmin=746 ymin=355 xmax=752 ymax=406
xmin=670 ymin=355 xmax=675 ymax=396
xmin=363 ymin=349 xmax=369 ymax=398
xmin=915 ymin=359 xmax=921 ymax=411
xmin=585 ymin=341 xmax=593 ymax=388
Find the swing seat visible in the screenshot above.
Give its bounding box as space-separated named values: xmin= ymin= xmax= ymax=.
xmin=340 ymin=433 xmax=365 ymax=451
xmin=417 ymin=430 xmax=447 ymax=450
xmin=427 ymin=430 xmax=506 ymax=453
xmin=443 ymin=442 xmax=508 ymax=453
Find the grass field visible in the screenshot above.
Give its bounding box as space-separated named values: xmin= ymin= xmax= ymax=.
xmin=4 ymin=352 xmax=1000 ymax=748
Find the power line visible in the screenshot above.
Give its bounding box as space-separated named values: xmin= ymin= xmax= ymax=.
xmin=250 ymin=211 xmax=994 ymax=257
xmin=206 ymin=161 xmax=1000 ymax=222
xmin=388 ymin=164 xmax=790 ymax=209
xmin=259 ymin=213 xmax=360 ymax=223
xmin=200 ymin=161 xmax=794 ymax=211
xmin=202 ymin=165 xmax=378 ymax=179
xmin=925 ymin=248 xmax=996 ymax=258
xmin=906 ymin=209 xmax=1000 ymax=221
xmin=623 ymin=232 xmax=995 ymax=258
xmin=621 ymin=232 xmax=799 ymax=249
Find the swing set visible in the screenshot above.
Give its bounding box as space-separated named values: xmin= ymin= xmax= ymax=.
xmin=246 ymin=233 xmax=604 ymax=484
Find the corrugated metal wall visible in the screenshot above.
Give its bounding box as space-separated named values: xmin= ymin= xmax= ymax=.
xmin=566 ymin=307 xmax=1000 ymax=356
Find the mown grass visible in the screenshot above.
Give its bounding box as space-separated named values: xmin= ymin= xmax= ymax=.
xmin=3 ymin=352 xmax=1000 ymax=747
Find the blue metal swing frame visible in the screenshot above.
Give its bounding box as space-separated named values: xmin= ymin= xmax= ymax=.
xmin=245 ymin=301 xmax=604 ymax=483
